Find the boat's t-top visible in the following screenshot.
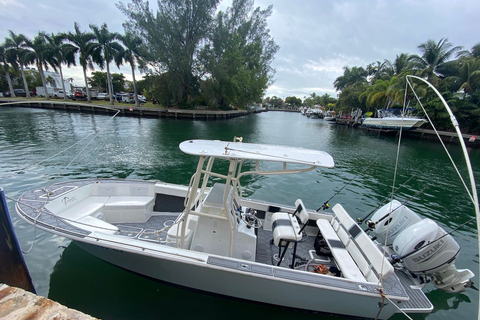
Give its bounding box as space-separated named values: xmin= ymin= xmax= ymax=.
xmin=171 ymin=139 xmax=334 ymax=254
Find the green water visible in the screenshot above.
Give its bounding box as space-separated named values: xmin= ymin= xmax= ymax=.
xmin=1 ymin=107 xmax=479 ymax=319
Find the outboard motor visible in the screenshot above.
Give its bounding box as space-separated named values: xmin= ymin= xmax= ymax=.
xmin=370 ymin=200 xmax=422 ymax=246
xmin=393 ymin=218 xmax=474 ymax=292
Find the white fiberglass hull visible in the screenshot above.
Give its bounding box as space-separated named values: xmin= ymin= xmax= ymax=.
xmin=76 ymin=241 xmax=399 ymax=319
xmin=362 ymin=117 xmax=426 ymax=131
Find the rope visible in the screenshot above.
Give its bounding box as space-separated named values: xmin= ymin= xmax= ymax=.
xmin=43 ymin=109 xmax=120 ymax=190
xmin=382 ymin=292 xmax=414 ymax=320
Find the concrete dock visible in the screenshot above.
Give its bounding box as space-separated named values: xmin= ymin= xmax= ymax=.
xmin=0 ymin=284 xmax=97 ymax=320
xmin=0 ymin=99 xmax=249 ymax=120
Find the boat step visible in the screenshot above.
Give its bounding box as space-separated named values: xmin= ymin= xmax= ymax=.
xmin=396 ymin=270 xmax=433 ymax=313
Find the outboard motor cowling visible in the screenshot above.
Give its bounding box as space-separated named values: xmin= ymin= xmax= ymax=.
xmin=392 ymin=218 xmax=474 ymax=292
xmin=371 ymin=200 xmax=422 ymax=246
xmin=393 ymin=219 xmax=459 ymax=274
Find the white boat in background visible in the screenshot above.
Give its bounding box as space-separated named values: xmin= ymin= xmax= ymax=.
xmin=14 ymin=77 xmax=478 ymax=319
xmin=309 ymin=107 xmax=324 ymax=119
xmin=361 ymin=108 xmax=427 ymax=131
xmin=324 ymin=111 xmax=336 ymax=122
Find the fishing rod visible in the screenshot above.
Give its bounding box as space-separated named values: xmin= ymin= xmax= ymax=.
xmin=357 ymin=175 xmax=417 ymax=224
xmin=364 ymin=183 xmax=430 ymax=229
xmin=316 ymin=157 xmax=381 ymax=212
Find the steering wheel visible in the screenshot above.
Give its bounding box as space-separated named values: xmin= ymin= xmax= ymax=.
xmin=242 ymin=213 xmax=262 ymax=229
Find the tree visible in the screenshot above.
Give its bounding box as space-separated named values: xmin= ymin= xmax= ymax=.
xmin=410 ymin=38 xmax=462 ymax=83
xmin=285 ymin=96 xmax=302 ymax=107
xmin=199 ymin=0 xmax=279 ymax=109
xmin=24 ymin=32 xmax=54 ymax=100
xmin=336 ymin=83 xmax=368 ymax=114
xmin=90 ymin=23 xmax=124 ymax=105
xmin=66 ymin=22 xmax=97 ymax=103
xmin=0 ymin=44 xmax=15 ymax=95
xmin=4 ymin=31 xmax=31 ymax=97
xmin=264 ymin=96 xmax=283 ymax=108
xmin=89 ymin=71 xmax=126 ymax=94
xmin=333 ymin=66 xmax=368 ymax=91
xmin=117 ymin=31 xmax=144 ymax=107
xmin=45 ymin=33 xmax=77 ymax=101
xmin=119 ymin=0 xmax=220 ymax=107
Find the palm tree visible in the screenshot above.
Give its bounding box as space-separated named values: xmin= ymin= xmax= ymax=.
xmin=4 ymin=30 xmax=31 ymax=97
xmin=0 ymin=43 xmax=15 ymax=96
xmin=24 ymin=32 xmax=54 ymax=100
xmin=333 ymin=66 xmax=368 ymax=91
xmin=118 ymin=31 xmax=144 ymax=107
xmin=65 ymin=22 xmax=97 ymax=103
xmin=410 ymin=38 xmax=463 ymax=83
xmin=90 ymin=23 xmax=124 ymax=105
xmin=45 ymin=33 xmax=77 ymax=101
xmin=381 ymin=53 xmax=412 ymax=77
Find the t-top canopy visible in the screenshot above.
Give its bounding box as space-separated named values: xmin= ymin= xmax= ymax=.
xmin=179 ymin=140 xmax=334 ymax=168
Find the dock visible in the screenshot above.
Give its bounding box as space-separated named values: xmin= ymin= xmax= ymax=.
xmin=0 ymin=284 xmax=97 ymax=320
xmin=0 ymin=99 xmax=249 ymax=120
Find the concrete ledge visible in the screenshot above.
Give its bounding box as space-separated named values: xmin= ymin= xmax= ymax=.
xmin=0 ymin=284 xmax=97 ymax=320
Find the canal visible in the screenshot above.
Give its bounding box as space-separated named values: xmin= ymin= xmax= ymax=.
xmin=1 ymin=106 xmax=479 ymax=320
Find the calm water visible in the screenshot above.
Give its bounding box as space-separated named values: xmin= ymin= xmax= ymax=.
xmin=1 ymin=107 xmax=479 ymax=320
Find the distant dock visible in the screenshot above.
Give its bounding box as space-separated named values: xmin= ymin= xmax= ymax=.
xmin=0 ymin=99 xmax=249 ymax=120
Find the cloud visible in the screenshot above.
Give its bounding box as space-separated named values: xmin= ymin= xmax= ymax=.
xmin=304 ymin=55 xmax=366 ymax=74
xmin=1 ymin=0 xmax=479 ymax=100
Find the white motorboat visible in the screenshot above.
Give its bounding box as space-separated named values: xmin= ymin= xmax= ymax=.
xmin=361 ymin=108 xmax=427 ymax=131
xmin=14 ymin=76 xmax=478 ymax=319
xmin=324 ymin=111 xmax=336 ymax=122
xmin=15 ymin=139 xmax=475 ymax=319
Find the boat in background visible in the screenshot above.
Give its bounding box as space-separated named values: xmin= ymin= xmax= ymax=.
xmin=324 ymin=110 xmax=336 ymax=122
xmin=361 ymin=108 xmax=427 ymax=131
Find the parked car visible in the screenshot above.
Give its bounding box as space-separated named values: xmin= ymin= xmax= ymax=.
xmin=74 ymin=90 xmax=86 ymax=100
xmin=137 ymin=95 xmax=147 ymax=103
xmin=54 ymin=90 xmax=72 ymax=99
xmin=13 ymin=89 xmax=27 ymax=97
xmin=96 ymin=92 xmax=109 ymax=100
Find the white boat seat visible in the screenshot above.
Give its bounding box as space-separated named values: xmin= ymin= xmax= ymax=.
xmin=271 ymin=199 xmax=309 ymax=268
xmin=71 ymin=216 xmax=119 ymax=235
xmin=166 ymin=215 xmax=199 ymax=249
xmin=316 ymin=219 xmax=365 ymax=281
xmin=55 ymin=196 xmax=109 ymax=220
xmin=317 ymin=203 xmax=395 ymax=283
xmin=103 ymin=196 xmax=154 ymax=223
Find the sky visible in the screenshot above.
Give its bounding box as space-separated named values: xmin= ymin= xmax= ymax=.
xmin=0 ymin=0 xmax=478 ymax=100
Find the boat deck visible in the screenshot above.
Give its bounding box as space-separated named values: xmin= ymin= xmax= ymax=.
xmin=113 ymin=214 xmax=321 ymax=269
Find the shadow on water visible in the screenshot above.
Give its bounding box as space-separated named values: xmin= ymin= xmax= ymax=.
xmin=49 ymin=242 xmax=341 ymax=320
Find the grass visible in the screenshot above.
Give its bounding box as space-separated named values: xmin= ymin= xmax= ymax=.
xmin=0 ymin=96 xmax=164 ymax=109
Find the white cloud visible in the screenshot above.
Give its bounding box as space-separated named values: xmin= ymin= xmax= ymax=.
xmin=304 ymin=55 xmax=366 ymax=74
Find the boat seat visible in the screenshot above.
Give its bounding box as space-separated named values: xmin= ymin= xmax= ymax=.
xmin=103 ymin=196 xmax=154 ymax=223
xmin=166 ymin=215 xmax=199 ymax=249
xmin=71 ymin=215 xmax=119 ymax=235
xmin=316 ymin=219 xmax=365 ymax=281
xmin=272 ymin=199 xmax=309 ymax=268
xmin=55 ymin=196 xmax=109 ymax=220
xmin=318 ymin=203 xmax=395 ymax=283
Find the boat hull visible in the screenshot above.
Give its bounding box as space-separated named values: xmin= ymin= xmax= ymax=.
xmin=361 ymin=117 xmax=426 ymax=131
xmin=75 ymin=241 xmax=399 ymax=319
